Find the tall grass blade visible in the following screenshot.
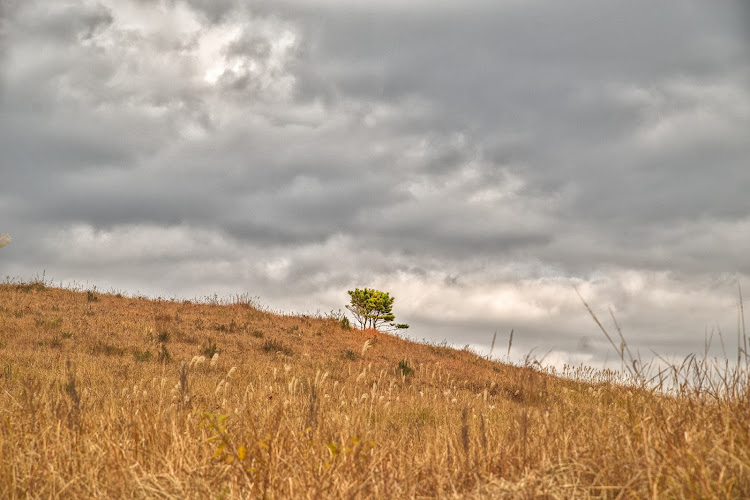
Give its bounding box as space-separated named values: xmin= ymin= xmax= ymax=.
xmin=488 ymin=330 xmax=497 ymax=360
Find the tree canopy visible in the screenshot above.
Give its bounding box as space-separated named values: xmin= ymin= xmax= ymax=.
xmin=346 ymin=288 xmax=408 ymax=331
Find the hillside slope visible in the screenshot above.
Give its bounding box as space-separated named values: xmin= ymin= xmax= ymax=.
xmin=0 ymin=282 xmax=748 ymax=498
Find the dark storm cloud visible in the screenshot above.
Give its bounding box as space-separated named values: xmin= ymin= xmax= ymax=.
xmin=242 ymin=0 xmax=750 ymax=275
xmin=1 ymin=0 xmax=748 ymax=367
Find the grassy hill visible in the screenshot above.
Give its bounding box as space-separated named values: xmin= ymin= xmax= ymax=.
xmin=0 ymin=281 xmax=748 ymax=498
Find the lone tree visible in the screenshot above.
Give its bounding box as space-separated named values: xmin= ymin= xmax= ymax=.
xmin=346 ymin=288 xmax=409 ymax=331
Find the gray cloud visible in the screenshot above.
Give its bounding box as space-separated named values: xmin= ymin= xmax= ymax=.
xmin=2 ymin=0 xmax=749 ymax=368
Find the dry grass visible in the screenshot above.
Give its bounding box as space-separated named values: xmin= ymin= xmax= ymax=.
xmin=0 ymin=281 xmax=748 ymax=498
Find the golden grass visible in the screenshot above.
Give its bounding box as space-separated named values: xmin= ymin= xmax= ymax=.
xmin=0 ymin=282 xmax=748 ymax=498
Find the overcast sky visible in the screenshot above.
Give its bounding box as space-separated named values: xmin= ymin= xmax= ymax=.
xmin=2 ymin=0 xmax=749 ymax=369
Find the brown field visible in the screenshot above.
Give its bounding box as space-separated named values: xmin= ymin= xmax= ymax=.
xmin=0 ymin=281 xmax=748 ymax=498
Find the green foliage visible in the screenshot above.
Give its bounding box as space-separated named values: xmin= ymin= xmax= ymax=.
xmin=214 ymin=318 xmax=240 ymax=333
xmin=202 ymin=338 xmax=219 ymax=358
xmin=133 ymin=348 xmax=152 ymax=362
xmin=154 ymin=327 xmax=172 ymax=362
xmin=35 ymin=317 xmax=62 ymax=330
xmin=158 ymin=343 xmax=171 ymax=363
xmin=91 ymin=341 xmax=126 ymax=357
xmin=346 ymin=288 xmax=409 ymax=331
xmin=261 ymin=338 xmax=293 ymax=356
xmin=397 ymin=359 xmax=414 ymax=377
xmin=285 ymin=325 xmax=300 ymax=335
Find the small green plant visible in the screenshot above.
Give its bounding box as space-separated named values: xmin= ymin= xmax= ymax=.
xmin=202 ymin=338 xmax=219 ymax=358
xmin=157 ymin=331 xmax=171 ymax=344
xmin=153 ymin=326 xmax=172 ymax=363
xmin=397 ymin=359 xmax=414 ymax=377
xmin=156 ymin=330 xmax=172 ymax=344
xmin=200 ymin=411 xmax=253 ymax=480
xmin=91 ymin=341 xmax=125 ymax=357
xmin=340 ymin=316 xmax=351 ymax=330
xmin=251 ymin=329 xmax=264 ymax=338
xmin=158 ymin=343 xmax=171 ymax=363
xmin=342 ymin=349 xmax=357 ymax=360
xmin=261 ymin=338 xmax=293 ymax=356
xmin=133 ymin=348 xmax=152 ymax=362
xmin=35 ymin=317 xmax=62 ymax=330
xmin=214 ymin=319 xmax=241 ymax=333
xmin=86 ymin=291 xmax=98 ymax=302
